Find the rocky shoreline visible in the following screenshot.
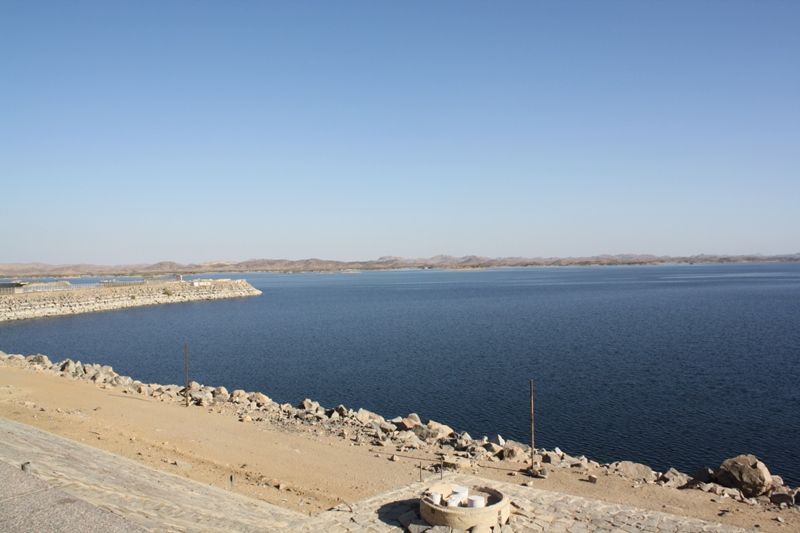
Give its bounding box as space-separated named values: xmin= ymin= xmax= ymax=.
xmin=2 ymin=350 xmax=798 ymax=515
xmin=0 ymin=279 xmax=262 ymax=322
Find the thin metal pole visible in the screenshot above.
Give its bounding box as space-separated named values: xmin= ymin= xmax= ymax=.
xmin=530 ymin=379 xmax=535 ymax=468
xmin=185 ymin=343 xmax=189 ymax=407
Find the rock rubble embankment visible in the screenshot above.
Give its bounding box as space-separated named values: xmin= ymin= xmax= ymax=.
xmin=0 ymin=280 xmax=261 ymax=322
xmin=2 ymin=350 xmax=798 ymax=517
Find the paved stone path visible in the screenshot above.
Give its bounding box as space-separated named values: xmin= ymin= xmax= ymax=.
xmin=0 ymin=418 xmax=754 ymax=533
xmin=0 ymin=460 xmax=147 ymax=533
xmin=286 ymin=475 xmax=754 ymax=533
xmin=0 ymin=418 xmax=305 ymax=533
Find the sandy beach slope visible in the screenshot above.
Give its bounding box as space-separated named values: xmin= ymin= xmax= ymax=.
xmin=0 ymin=361 xmax=796 ymax=532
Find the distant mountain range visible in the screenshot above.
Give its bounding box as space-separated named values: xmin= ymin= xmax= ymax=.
xmin=2 ymin=253 xmax=799 ymax=278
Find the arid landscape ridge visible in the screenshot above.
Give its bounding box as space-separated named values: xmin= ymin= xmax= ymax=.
xmin=2 ymin=253 xmax=800 ymax=278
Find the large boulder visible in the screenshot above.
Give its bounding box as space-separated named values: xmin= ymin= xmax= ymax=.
xmin=713 ymin=455 xmax=772 ymax=498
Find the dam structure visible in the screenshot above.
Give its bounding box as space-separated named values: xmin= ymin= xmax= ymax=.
xmin=0 ymin=278 xmax=262 ymax=322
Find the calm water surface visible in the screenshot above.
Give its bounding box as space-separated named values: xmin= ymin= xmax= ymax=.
xmin=2 ymin=263 xmax=799 ymax=485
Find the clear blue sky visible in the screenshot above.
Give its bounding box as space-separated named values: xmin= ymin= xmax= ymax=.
xmin=1 ymin=1 xmax=798 ymax=264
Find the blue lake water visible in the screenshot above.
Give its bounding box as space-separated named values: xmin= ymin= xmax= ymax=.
xmin=2 ymin=263 xmax=799 ymax=486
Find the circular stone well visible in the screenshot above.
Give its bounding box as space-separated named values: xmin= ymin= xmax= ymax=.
xmin=420 ymin=483 xmax=510 ymax=533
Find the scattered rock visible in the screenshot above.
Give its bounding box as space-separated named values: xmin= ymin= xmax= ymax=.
xmin=407 ymin=518 xmax=430 ymax=533
xmin=722 ymin=487 xmax=742 ymax=499
xmin=532 ymin=468 xmax=548 ymax=479
xmin=542 ymin=451 xmax=562 ymax=464
xmin=426 ymin=420 xmax=454 ymax=438
xmin=355 ymin=408 xmax=373 ymax=424
xmin=252 ymin=392 xmax=272 ymax=407
xmin=769 ymin=493 xmax=794 ymax=506
xmin=489 ymin=434 xmax=506 ymax=447
xmin=396 ymin=417 xmax=419 ymax=431
xmin=298 ymin=398 xmax=317 ymax=410
xmin=443 ymin=456 xmax=472 ymax=472
xmin=660 ymin=467 xmax=691 ymax=488
xmin=614 ymin=461 xmax=655 ymax=483
xmin=483 ymin=442 xmax=503 ymax=455
xmin=397 ymin=509 xmax=418 ymax=528
xmin=4 ymin=350 xmax=793 ymax=499
xmin=502 ymin=443 xmax=527 ymax=461
xmin=26 ymin=354 xmax=51 ymax=366
xmin=694 ymin=467 xmax=714 ymax=484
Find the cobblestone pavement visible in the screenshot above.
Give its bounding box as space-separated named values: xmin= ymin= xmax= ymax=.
xmin=0 ymin=418 xmax=305 ymax=533
xmin=284 ymin=474 xmax=754 ymax=533
xmin=0 ymin=460 xmax=147 ymax=533
xmin=0 ymin=418 xmax=754 ymax=533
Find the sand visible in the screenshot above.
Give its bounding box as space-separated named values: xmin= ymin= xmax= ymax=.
xmin=0 ymin=363 xmax=796 ymax=532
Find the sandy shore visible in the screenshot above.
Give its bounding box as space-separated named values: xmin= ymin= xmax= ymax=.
xmin=0 ymin=360 xmax=796 ymax=533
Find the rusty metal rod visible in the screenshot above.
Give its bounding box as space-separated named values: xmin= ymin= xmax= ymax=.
xmin=185 ymin=343 xmax=189 ymax=407
xmin=530 ymin=379 xmax=535 ymax=469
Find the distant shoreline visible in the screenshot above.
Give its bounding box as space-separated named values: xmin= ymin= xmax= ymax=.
xmin=2 ymin=254 xmax=799 ymax=279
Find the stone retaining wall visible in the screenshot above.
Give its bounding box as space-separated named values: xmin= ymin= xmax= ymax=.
xmin=0 ymin=280 xmax=262 ymax=322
